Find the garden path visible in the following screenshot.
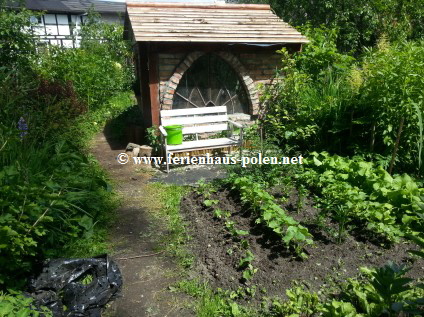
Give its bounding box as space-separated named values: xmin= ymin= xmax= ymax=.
xmin=90 ymin=131 xmax=192 ymax=317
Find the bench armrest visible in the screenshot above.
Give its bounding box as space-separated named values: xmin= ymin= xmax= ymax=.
xmin=228 ymin=120 xmax=243 ymax=129
xmin=159 ymin=125 xmax=168 ymax=137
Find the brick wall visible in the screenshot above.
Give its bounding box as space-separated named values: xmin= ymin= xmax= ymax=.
xmin=157 ymin=50 xmax=282 ymax=117
xmin=236 ymin=53 xmax=281 ymax=86
xmin=158 ymin=53 xmax=185 ymax=107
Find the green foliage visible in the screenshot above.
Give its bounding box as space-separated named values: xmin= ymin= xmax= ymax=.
xmin=0 ymin=138 xmax=116 ymax=287
xmin=64 ymin=91 xmax=134 ymax=147
xmin=338 ymin=263 xmax=424 ymax=316
xmin=268 ymin=285 xmax=321 ymax=317
xmin=358 ymin=40 xmax=424 ymax=174
xmin=244 ymin=0 xmax=424 ymax=53
xmin=261 ymin=45 xmax=355 ymax=154
xmin=296 ymin=185 xmax=307 ymax=214
xmin=295 ymin=26 xmax=355 ymax=78
xmin=298 ymin=152 xmax=424 ymax=242
xmin=146 ymin=126 xmax=161 ymax=155
xmin=225 ymin=221 xmax=249 ymax=237
xmin=176 ymin=280 xmax=253 ymax=317
xmin=262 ymin=39 xmax=424 ymax=176
xmin=213 ymin=208 xmax=230 ymax=219
xmin=204 ymin=199 xmax=219 ymax=207
xmin=36 ymin=47 xmax=128 ymax=110
xmin=332 ymin=206 xmax=350 ymax=243
xmin=35 ymin=11 xmax=133 ymax=110
xmin=408 ymin=233 xmax=424 ymax=259
xmin=0 ymin=4 xmax=37 ymax=69
xmin=266 ymin=262 xmax=423 ymax=317
xmin=321 ymin=301 xmax=358 ymax=317
xmin=238 ymin=250 xmax=257 ymax=281
xmin=228 ymin=176 xmax=313 ymax=258
xmin=0 ymin=5 xmax=132 ymax=289
xmin=230 ymin=123 xmax=296 ymax=186
xmin=78 ymin=9 xmax=128 ymax=59
xmin=367 ymin=263 xmax=413 ymax=311
xmin=148 ymin=183 xmax=193 ymax=268
xmin=0 ymin=291 xmax=52 ymax=317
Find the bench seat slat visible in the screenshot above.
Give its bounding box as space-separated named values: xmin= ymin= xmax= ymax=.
xmin=161 ymin=106 xmax=227 ymax=117
xmin=182 ymin=123 xmax=228 ymax=134
xmin=166 ymin=137 xmax=239 ymax=151
xmin=162 ymin=114 xmax=228 ymax=126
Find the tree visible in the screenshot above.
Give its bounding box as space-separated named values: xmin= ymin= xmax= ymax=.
xmin=238 ymin=0 xmax=424 ymax=53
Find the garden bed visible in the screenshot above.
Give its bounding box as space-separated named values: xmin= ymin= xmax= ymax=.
xmin=181 ymin=187 xmax=424 ymax=301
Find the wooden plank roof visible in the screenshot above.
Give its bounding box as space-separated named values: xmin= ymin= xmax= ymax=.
xmin=127 ymin=2 xmax=309 ymax=44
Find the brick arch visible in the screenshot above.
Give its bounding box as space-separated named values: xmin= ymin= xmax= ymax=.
xmin=162 ymin=51 xmax=260 ymax=114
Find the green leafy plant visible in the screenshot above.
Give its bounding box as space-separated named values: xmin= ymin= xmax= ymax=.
xmin=368 ymin=263 xmax=413 ymax=312
xmin=269 ymin=284 xmax=321 ymax=317
xmin=225 ymin=221 xmax=249 ymax=237
xmin=238 ymin=250 xmax=258 ymax=282
xmin=296 ymin=185 xmax=307 ymax=214
xmin=195 ymin=179 xmax=216 ymax=199
xmin=204 ymin=199 xmax=219 ymax=207
xmin=146 ymin=125 xmax=161 ymax=156
xmin=408 ymin=233 xmax=424 ymax=259
xmin=338 ymin=262 xmax=423 ymax=316
xmin=229 ymin=176 xmax=313 ymax=259
xmin=298 ymin=152 xmax=423 ymax=242
xmin=321 ymin=300 xmax=358 ymax=317
xmin=0 ymin=4 xmax=38 ymax=69
xmin=0 ymin=291 xmax=52 ymax=317
xmin=35 ymin=10 xmax=133 ymax=111
xmin=211 ymin=208 xmax=230 ymax=220
xmin=333 ymin=205 xmax=350 ymax=243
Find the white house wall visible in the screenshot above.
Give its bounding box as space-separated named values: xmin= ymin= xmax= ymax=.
xmin=31 ymin=12 xmax=122 ymax=48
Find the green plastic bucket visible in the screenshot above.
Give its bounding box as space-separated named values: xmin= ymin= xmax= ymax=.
xmin=165 ymin=125 xmax=183 ymax=145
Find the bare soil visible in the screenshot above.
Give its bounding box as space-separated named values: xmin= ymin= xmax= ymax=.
xmin=181 ymin=186 xmax=424 ymax=302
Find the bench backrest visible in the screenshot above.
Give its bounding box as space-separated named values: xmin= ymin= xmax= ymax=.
xmin=160 ymin=106 xmax=228 ymax=135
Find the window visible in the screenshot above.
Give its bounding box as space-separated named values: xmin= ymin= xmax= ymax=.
xmin=173 ymin=54 xmax=249 ymax=114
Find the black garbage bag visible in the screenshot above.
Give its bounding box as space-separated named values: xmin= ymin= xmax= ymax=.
xmin=29 ymin=255 xmax=122 ymax=317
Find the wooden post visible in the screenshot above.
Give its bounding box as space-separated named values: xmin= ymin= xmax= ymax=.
xmin=138 ymin=42 xmax=152 ymax=128
xmin=148 ymin=43 xmax=160 ymax=126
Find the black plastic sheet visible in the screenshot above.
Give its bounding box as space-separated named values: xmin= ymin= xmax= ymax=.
xmin=29 ymin=255 xmax=122 ymax=317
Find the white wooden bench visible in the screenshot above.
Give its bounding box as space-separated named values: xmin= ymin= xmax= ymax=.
xmin=159 ymin=106 xmax=243 ymax=172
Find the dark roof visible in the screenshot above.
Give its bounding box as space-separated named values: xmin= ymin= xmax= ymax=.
xmin=9 ymin=0 xmax=125 ymax=14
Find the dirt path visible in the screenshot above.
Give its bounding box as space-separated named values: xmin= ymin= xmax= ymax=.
xmin=90 ymin=132 xmax=191 ymax=317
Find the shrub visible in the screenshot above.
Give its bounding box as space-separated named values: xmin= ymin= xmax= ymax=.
xmin=36 ymin=47 xmax=127 ymax=110
xmin=35 ymin=11 xmax=133 ymax=110
xmin=0 ymin=6 xmax=132 ymax=289
xmin=0 ymin=291 xmax=52 ymax=317
xmin=295 ymin=25 xmax=355 ymax=78
xmin=358 ymin=40 xmax=424 ymax=175
xmin=0 ymin=136 xmax=116 ymax=287
xmin=261 ymin=46 xmax=355 ymax=153
xmin=0 ymin=4 xmax=37 ymax=69
xmin=261 ymin=33 xmax=424 ymax=175
xmin=245 ymin=0 xmax=424 ymax=54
